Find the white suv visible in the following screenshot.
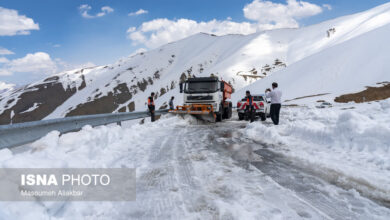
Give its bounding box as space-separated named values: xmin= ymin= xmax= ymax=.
xmin=237 ymin=94 xmax=270 ymax=121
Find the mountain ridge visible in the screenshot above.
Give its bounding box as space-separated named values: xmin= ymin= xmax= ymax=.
xmin=1 ymin=3 xmax=390 ymax=124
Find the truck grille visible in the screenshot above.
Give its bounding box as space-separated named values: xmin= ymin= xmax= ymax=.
xmin=187 ymin=95 xmax=213 ymax=101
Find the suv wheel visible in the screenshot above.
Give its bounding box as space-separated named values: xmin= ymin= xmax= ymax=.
xmin=260 ymin=113 xmax=266 ymax=121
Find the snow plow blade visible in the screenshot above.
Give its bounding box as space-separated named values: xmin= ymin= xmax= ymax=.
xmin=169 ymin=104 xmax=216 ymax=122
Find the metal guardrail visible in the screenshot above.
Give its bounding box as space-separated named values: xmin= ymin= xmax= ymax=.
xmin=0 ymin=109 xmax=169 ymax=149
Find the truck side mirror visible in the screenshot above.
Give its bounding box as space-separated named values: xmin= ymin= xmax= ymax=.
xmin=220 ymin=82 xmax=224 ymax=91
xmin=179 ymin=83 xmax=183 ymax=93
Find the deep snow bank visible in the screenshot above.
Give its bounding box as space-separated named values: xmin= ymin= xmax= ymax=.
xmin=244 ymin=100 xmax=390 ymax=202
xmin=0 ymin=116 xmax=191 ymax=219
xmin=0 ymin=115 xmax=329 ymax=219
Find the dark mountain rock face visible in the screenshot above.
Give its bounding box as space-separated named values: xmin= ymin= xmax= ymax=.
xmin=66 ymin=83 xmax=132 ymax=117
xmin=0 ymin=82 xmax=77 ymax=125
xmin=0 ymin=63 xmax=168 ymax=124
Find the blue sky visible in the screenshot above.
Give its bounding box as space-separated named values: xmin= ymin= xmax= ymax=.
xmin=0 ymin=0 xmax=389 ymax=86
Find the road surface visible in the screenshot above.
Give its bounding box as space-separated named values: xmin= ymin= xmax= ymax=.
xmin=4 ymin=115 xmax=390 ymax=220
xmin=123 ymin=116 xmax=390 ymax=219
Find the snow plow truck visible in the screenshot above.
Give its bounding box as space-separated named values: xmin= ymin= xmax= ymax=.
xmin=169 ymin=76 xmax=233 ymax=122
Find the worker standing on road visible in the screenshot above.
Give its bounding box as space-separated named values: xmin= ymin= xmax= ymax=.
xmin=169 ymin=96 xmax=175 ymax=110
xmin=245 ymin=90 xmax=255 ymax=123
xmin=265 ymin=82 xmax=282 ymax=125
xmin=148 ymin=92 xmax=156 ymax=122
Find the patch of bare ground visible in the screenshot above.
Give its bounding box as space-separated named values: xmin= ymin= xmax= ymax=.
xmin=341 ymin=107 xmax=355 ymax=110
xmin=282 ymin=104 xmax=300 ymax=107
xmin=335 ymin=83 xmax=390 ymax=103
xmin=284 ymin=93 xmax=330 ymax=102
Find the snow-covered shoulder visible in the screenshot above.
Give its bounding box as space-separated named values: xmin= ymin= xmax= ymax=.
xmin=243 ymin=100 xmax=390 ymax=203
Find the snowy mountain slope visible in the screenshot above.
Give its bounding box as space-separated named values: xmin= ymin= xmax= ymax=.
xmin=284 ymin=2 xmax=390 ymax=63
xmin=1 ymin=3 xmax=390 ymax=124
xmin=0 ymin=66 xmax=106 ymax=124
xmin=233 ymin=21 xmax=390 ymax=105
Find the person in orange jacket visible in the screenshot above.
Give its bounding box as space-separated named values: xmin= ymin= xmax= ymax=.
xmin=147 ymin=92 xmax=156 ymax=122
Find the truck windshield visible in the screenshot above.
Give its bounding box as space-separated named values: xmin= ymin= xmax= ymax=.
xmin=185 ymin=81 xmax=219 ymax=93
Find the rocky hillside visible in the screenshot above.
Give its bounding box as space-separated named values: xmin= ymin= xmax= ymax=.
xmin=1 ymin=2 xmax=390 ymax=125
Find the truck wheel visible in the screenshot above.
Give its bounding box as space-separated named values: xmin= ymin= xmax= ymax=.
xmin=222 ymin=107 xmax=228 ymax=119
xmin=216 ymin=113 xmax=222 ymax=122
xmin=222 ymin=106 xmax=232 ymax=119
xmin=238 ymin=113 xmax=244 ymax=120
xmin=260 ymin=113 xmax=266 ymax=121
xmin=216 ymin=106 xmax=223 ymax=122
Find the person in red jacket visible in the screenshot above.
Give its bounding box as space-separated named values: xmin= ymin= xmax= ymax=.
xmin=245 ymin=90 xmax=255 ymax=123
xmin=147 ymin=92 xmax=156 ymax=122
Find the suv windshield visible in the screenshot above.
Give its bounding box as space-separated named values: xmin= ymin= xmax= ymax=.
xmin=185 ymin=81 xmax=219 ymax=93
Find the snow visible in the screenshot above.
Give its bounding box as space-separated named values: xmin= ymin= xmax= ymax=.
xmin=25 ymin=2 xmax=390 ymax=119
xmin=0 ymin=2 xmax=390 ymax=219
xmin=244 ymin=100 xmax=390 ymax=203
xmin=233 ymin=21 xmax=390 ymax=105
xmin=1 ymin=3 xmax=390 ymax=119
xmin=19 ymin=103 xmax=40 ymax=114
xmin=0 ymin=116 xmax=326 ymax=219
xmin=1 ymin=108 xmax=390 ymax=219
xmin=10 ymin=110 xmax=14 ymax=120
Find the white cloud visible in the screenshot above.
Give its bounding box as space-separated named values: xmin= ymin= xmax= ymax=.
xmin=128 ymin=9 xmax=148 ymax=16
xmin=127 ymin=0 xmax=325 ymax=49
xmin=0 ymin=7 xmax=39 ymax=36
xmin=127 ymin=27 xmax=136 ymax=32
xmin=97 ymin=6 xmax=114 ymax=17
xmin=0 ymin=52 xmax=57 ymax=75
xmin=78 ymin=4 xmax=114 ymax=18
xmin=0 ymin=69 xmax=12 ymax=76
xmin=127 ymin=18 xmax=257 ymax=48
xmin=0 ymin=57 xmax=9 ymax=63
xmin=0 ymin=81 xmax=15 ymax=91
xmin=0 ymin=47 xmax=14 ymax=55
xmin=322 ymin=4 xmax=332 ymax=10
xmin=243 ymin=0 xmax=323 ymax=29
xmin=0 ymin=53 xmax=96 ymax=77
xmin=55 ymin=58 xmax=96 ymax=71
